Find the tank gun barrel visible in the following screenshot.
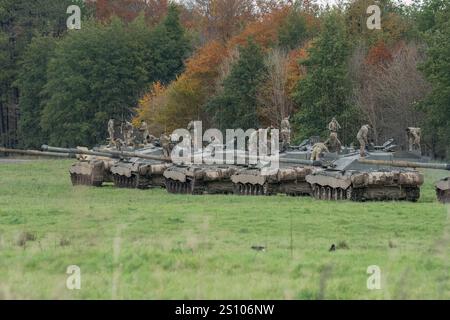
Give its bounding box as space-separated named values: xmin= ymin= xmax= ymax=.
xmin=93 ymin=148 xmax=171 ymax=162
xmin=279 ymin=158 xmax=324 ymax=167
xmin=235 ymin=154 xmax=324 ymax=167
xmin=358 ymin=159 xmax=450 ymax=171
xmin=0 ymin=147 xmax=77 ymax=158
xmin=41 ymin=145 xmax=114 ymax=158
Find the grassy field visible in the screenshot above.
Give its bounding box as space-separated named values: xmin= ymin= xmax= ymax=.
xmin=0 ymin=159 xmax=448 ymax=299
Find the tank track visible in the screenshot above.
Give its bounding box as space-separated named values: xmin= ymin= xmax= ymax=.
xmin=233 ymin=183 xmax=270 ymax=195
xmin=165 ymin=178 xmax=205 ymax=195
xmin=112 ymin=174 xmax=150 ymax=189
xmin=70 ymin=173 xmax=102 ymax=187
xmin=311 ymin=185 xmax=349 ymax=200
xmin=310 ymin=185 xmax=420 ymax=202
xmin=436 ymin=189 xmax=450 ymax=203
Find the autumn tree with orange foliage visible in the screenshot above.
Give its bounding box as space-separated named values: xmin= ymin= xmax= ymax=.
xmin=134 ymin=4 xmax=320 ymax=133
xmin=135 ymin=41 xmax=229 ymax=131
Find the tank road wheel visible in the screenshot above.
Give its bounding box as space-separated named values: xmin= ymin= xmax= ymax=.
xmin=262 ymin=183 xmax=269 ymax=196
xmin=315 ymin=185 xmax=321 ymax=199
xmin=326 ymin=187 xmax=332 ymax=200
xmin=165 ymin=179 xmax=175 ymax=193
xmin=339 ymin=188 xmax=345 ymax=200
xmin=185 ymin=182 xmax=192 ymax=194
xmin=234 ymin=183 xmax=242 ymax=195
xmin=332 ymin=188 xmax=338 ymax=201
xmin=312 ymin=185 xmax=319 ymax=200
xmin=346 ymin=187 xmax=353 ymax=201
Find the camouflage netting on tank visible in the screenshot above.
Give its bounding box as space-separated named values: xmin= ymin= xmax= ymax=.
xmin=231 ymin=166 xmax=319 ymax=196
xmin=164 ymin=165 xmax=238 ymax=195
xmin=306 ymin=169 xmax=424 ymax=202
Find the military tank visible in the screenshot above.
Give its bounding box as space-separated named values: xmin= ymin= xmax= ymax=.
xmin=357 ymin=158 xmax=450 ymax=203
xmin=100 ymin=145 xmax=171 ymax=189
xmin=162 ymin=147 xmax=246 ymax=195
xmin=305 ymin=153 xmax=426 ymax=202
xmin=164 ymin=164 xmax=239 ymax=195
xmin=42 ymin=145 xmax=170 ymax=187
xmin=42 ymin=145 xmax=119 ymax=187
xmin=229 ymin=147 xmax=323 ymax=196
xmin=229 ymin=137 xmax=401 ymax=197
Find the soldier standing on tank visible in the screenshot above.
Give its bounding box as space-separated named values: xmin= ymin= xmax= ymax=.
xmin=140 ymin=120 xmax=150 ymax=144
xmin=108 ymin=119 xmax=115 ymax=146
xmin=406 ymin=127 xmax=421 ymax=153
xmin=328 ymin=117 xmax=341 ymax=133
xmin=310 ymin=142 xmax=329 ymax=161
xmin=325 ymin=117 xmax=342 ymax=153
xmin=123 ymin=121 xmax=135 ymax=147
xmin=160 ymin=133 xmax=172 ymax=158
xmin=280 ymin=117 xmax=291 ymax=152
xmin=357 ymin=124 xmax=370 ymax=157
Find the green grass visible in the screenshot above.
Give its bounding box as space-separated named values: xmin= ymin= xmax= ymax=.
xmin=0 ymin=159 xmax=448 ymax=299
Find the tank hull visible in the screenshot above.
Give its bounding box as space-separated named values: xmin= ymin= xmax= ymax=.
xmin=164 ymin=165 xmax=238 ymax=195
xmin=306 ymin=170 xmax=423 ymax=202
xmin=111 ymin=161 xmax=170 ymax=189
xmin=69 ymin=159 xmax=114 ymax=187
xmin=231 ymin=166 xmax=318 ymax=196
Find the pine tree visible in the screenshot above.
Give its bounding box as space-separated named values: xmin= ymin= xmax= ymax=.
xmin=207 ymin=39 xmax=267 ymax=130
xmin=148 ymin=4 xmax=190 ymax=84
xmin=292 ymin=11 xmax=357 ymax=142
xmin=278 ymin=9 xmax=308 ymax=50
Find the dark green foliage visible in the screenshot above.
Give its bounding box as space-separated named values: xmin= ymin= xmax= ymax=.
xmin=15 ymin=36 xmax=56 ymax=148
xmin=278 ymin=9 xmax=308 ymax=50
xmin=207 ymin=39 xmax=267 ymax=131
xmin=147 ymin=4 xmax=191 ymax=84
xmin=29 ymin=6 xmax=188 ymax=147
xmin=419 ymin=1 xmax=450 ymax=158
xmin=40 ymin=19 xmax=150 ymax=146
xmin=292 ymin=11 xmax=357 ymax=143
xmin=0 ymin=0 xmax=89 ymax=147
xmin=411 ymin=0 xmax=449 ymax=32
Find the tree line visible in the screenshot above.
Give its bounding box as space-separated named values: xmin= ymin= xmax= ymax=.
xmin=0 ymin=0 xmax=449 ymax=159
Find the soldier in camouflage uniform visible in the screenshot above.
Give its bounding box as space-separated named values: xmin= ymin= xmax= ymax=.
xmin=310 ymin=142 xmax=329 ymax=161
xmin=123 ymin=121 xmax=135 ymax=147
xmin=328 ymin=117 xmax=341 ymax=133
xmin=280 ymin=117 xmax=291 ymax=152
xmin=357 ymin=124 xmax=370 ymax=157
xmin=160 ymin=133 xmax=172 ymax=158
xmin=406 ymin=127 xmax=421 ymax=153
xmin=140 ymin=120 xmax=150 ymax=144
xmin=107 ymin=119 xmax=115 ymax=146
xmin=325 ymin=117 xmax=342 ymax=153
